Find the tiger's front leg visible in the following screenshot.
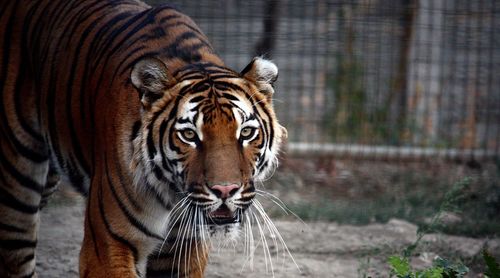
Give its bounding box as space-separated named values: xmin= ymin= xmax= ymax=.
xmin=79 ymin=176 xmax=160 ymax=278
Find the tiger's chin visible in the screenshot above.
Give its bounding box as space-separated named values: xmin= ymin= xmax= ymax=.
xmin=207 ymin=221 xmax=241 ymax=243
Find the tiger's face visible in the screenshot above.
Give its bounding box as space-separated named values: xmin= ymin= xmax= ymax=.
xmin=131 ymin=57 xmax=285 ymax=236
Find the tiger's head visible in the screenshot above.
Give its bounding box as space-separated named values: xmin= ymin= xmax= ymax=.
xmin=130 ymin=57 xmax=286 ymax=237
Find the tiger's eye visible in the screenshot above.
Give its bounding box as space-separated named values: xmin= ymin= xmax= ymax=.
xmin=240 ymin=127 xmax=254 ymax=139
xmin=181 ymin=129 xmax=196 ymax=140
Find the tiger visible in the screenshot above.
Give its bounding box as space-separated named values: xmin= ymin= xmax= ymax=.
xmin=0 ymin=0 xmax=287 ymax=277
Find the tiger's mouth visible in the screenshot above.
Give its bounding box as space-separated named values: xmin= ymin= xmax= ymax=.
xmin=206 ymin=205 xmax=240 ymax=225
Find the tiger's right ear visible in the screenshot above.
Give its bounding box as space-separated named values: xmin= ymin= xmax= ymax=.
xmin=131 ymin=57 xmax=176 ymax=108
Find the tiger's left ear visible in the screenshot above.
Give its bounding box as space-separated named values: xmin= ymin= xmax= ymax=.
xmin=131 ymin=57 xmax=176 ymax=109
xmin=241 ymin=57 xmax=278 ymax=95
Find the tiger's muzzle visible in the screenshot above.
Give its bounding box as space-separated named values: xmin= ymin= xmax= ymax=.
xmin=187 ymin=181 xmax=256 ymax=226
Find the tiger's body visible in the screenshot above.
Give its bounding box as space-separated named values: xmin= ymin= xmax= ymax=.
xmin=0 ymin=0 xmax=285 ymax=277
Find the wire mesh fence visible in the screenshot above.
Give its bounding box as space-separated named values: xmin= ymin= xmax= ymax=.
xmin=147 ymin=0 xmax=500 ymax=160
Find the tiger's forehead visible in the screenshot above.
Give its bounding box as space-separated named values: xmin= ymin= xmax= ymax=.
xmin=178 ymin=85 xmax=254 ymax=123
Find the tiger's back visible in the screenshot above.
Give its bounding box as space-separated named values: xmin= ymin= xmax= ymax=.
xmin=1 ymin=0 xmax=285 ymax=277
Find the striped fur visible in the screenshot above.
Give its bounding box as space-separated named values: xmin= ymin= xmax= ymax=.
xmin=0 ymin=0 xmax=285 ymax=277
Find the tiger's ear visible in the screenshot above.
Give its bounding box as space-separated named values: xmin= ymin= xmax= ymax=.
xmin=131 ymin=57 xmax=176 ymax=108
xmin=241 ymin=57 xmax=278 ymax=95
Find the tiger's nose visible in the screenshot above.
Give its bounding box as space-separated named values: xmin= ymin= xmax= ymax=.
xmin=211 ymin=184 xmax=240 ymax=199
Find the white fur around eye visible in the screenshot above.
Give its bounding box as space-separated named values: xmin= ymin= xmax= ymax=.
xmin=174 ymin=121 xmax=200 ymax=148
xmin=237 ymin=119 xmax=259 ymax=142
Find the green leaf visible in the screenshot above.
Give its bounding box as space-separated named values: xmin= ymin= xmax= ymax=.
xmin=433 ymin=256 xmax=468 ymax=278
xmin=416 ymin=267 xmax=444 ymax=278
xmin=389 ymin=256 xmax=412 ymax=277
xmin=484 ymin=250 xmax=500 ymax=278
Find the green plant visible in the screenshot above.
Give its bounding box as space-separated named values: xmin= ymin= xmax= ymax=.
xmin=484 ymin=250 xmax=500 ymax=278
xmin=402 ymin=177 xmax=471 ymax=258
xmin=387 ymin=178 xmax=472 ymax=278
xmin=388 ymin=255 xmax=468 ymax=278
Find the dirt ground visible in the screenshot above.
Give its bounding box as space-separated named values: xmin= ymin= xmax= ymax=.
xmin=36 ymin=192 xmax=499 ymax=278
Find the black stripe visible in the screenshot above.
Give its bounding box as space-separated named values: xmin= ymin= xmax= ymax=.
xmin=118 ymin=24 xmax=209 ymax=65
xmin=173 ymin=62 xmax=233 ymax=78
xmin=0 ymin=1 xmax=12 ymax=19
xmin=111 ymin=148 xmax=142 ymax=211
xmin=146 ymin=117 xmax=159 ymax=160
xmin=215 ymin=81 xmax=245 ymax=92
xmin=37 ymin=0 xmax=75 ymax=68
xmin=111 ymin=46 xmax=149 ymax=86
xmin=189 ymin=95 xmax=205 ymax=103
xmin=0 ymin=239 xmax=37 ymax=251
xmin=166 ymin=121 xmax=182 ymax=155
xmin=0 ymin=187 xmax=39 ymax=214
xmin=97 ymin=184 xmax=139 ymax=263
xmin=240 ymin=59 xmax=256 ymax=76
xmin=131 ymin=121 xmax=142 ymax=142
xmin=0 ymin=148 xmax=44 ymax=193
xmin=177 ymin=117 xmax=192 ymax=124
xmin=20 ymin=270 xmax=35 ymax=278
xmin=0 ymin=221 xmax=27 ymax=233
xmin=17 ymin=253 xmax=35 ymax=267
xmin=208 ymin=74 xmax=239 ymax=80
xmin=152 ymin=164 xmax=167 ymax=181
xmin=256 ymin=101 xmax=275 ymax=149
xmin=179 ymin=74 xmax=206 ymax=81
xmin=116 ymin=49 xmax=160 ymax=77
xmin=22 ymin=1 xmax=45 ymax=128
xmin=29 ymin=1 xmax=63 ymax=76
xmin=67 ymin=155 xmax=88 ymax=196
xmin=146 ymin=268 xmax=178 ymax=277
xmin=0 ymin=0 xmax=18 ymax=88
xmin=148 ymin=251 xmax=173 ymax=260
xmin=77 ymin=10 xmax=134 ymax=124
xmin=105 ymin=156 xmax=163 ymax=240
xmin=0 ymin=126 xmax=47 ymax=163
xmin=159 ymin=13 xmax=181 ymax=24
xmin=13 ymin=63 xmax=44 ymax=142
xmin=221 ymin=93 xmax=241 ymax=102
xmin=86 ymin=186 xmax=101 ymax=260
xmin=161 ymin=21 xmax=207 ymax=41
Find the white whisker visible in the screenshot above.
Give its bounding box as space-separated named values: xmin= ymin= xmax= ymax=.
xmin=253 ymin=199 xmax=301 ymax=272
xmin=251 ymin=208 xmax=274 ymax=276
xmin=255 ymin=189 xmax=309 ymax=228
xmin=158 ymin=196 xmax=191 ymax=256
xmin=171 ymin=203 xmax=191 ymax=277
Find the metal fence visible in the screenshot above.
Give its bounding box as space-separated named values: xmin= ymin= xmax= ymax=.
xmin=147 ymin=0 xmax=500 ymax=160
